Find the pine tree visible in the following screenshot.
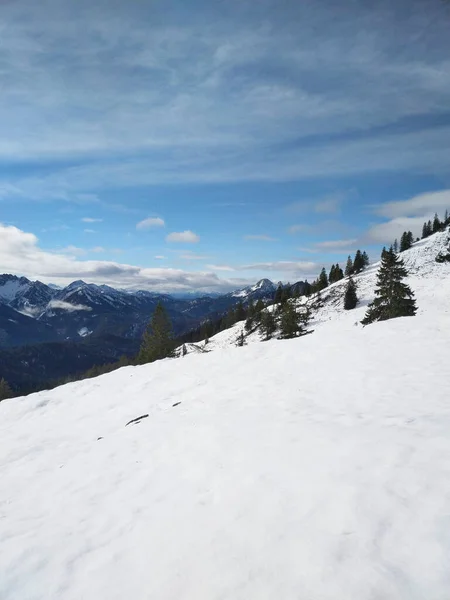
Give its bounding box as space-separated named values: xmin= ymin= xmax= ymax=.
xmin=329 ymin=264 xmax=336 ymax=284
xmin=235 ymin=301 xmax=246 ymax=322
xmin=399 ymin=231 xmax=413 ymax=252
xmin=0 ymin=378 xmax=13 ymax=401
xmin=260 ymin=310 xmax=276 ymax=340
xmin=319 ymin=267 xmax=328 ymax=290
xmin=343 ymin=276 xmax=358 ymax=310
xmin=236 ymin=330 xmax=246 ymax=346
xmin=427 ymin=220 xmax=433 ymax=236
xmin=353 ymin=250 xmax=365 ymax=272
xmin=362 ymin=251 xmax=369 ymax=267
xmin=335 ymin=263 xmax=344 ymax=282
xmin=433 ymin=213 xmax=441 ymax=234
xmin=281 ymin=284 xmax=292 ymax=304
xmin=393 ymin=238 xmax=399 ymax=252
xmin=279 ymin=302 xmax=301 ymax=338
xmin=138 ymin=302 xmax=175 ymax=364
xmin=361 ymin=248 xmax=417 ymax=325
xmin=445 ymin=210 xmax=449 ymax=226
xmin=421 ymin=222 xmax=428 ymax=239
xmin=274 ymin=284 xmax=283 ymax=304
xmin=345 ymin=255 xmax=354 ymax=277
xmin=407 ymin=231 xmax=414 ymax=247
xmin=182 ymin=344 xmax=187 ymax=357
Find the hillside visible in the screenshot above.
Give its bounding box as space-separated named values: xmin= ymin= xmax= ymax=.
xmin=0 ymin=230 xmax=449 ymax=599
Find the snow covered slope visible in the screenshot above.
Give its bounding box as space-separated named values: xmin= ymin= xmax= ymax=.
xmin=1 ymin=230 xmax=450 ymax=600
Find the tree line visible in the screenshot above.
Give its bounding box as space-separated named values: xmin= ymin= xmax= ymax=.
xmin=394 ymin=209 xmax=450 ymax=252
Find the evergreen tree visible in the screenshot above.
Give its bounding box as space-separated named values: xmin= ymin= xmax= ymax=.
xmin=362 ymin=251 xmax=369 ymax=267
xmin=393 ymin=238 xmax=399 ymax=252
xmin=303 ymin=280 xmax=312 ymax=296
xmin=274 ymin=284 xmax=283 ymax=304
xmin=445 ymin=209 xmax=449 ymax=226
xmin=421 ymin=222 xmax=429 ymax=239
xmin=362 ymin=248 xmax=417 ymax=325
xmin=236 ymin=330 xmax=246 ymax=347
xmin=235 ymin=301 xmax=246 ymax=322
xmin=0 ymin=378 xmax=13 ymax=401
xmin=260 ymin=310 xmax=276 ymax=340
xmin=335 ymin=263 xmax=344 ymax=282
xmin=399 ymin=231 xmax=413 ymax=252
xmin=319 ymin=267 xmax=328 ymax=290
xmin=279 ymin=302 xmax=302 ymax=339
xmin=427 ymin=220 xmax=433 ymax=236
xmin=433 ymin=213 xmax=441 ymax=234
xmin=329 ymin=264 xmax=336 ymax=284
xmin=353 ymin=250 xmax=365 ymax=272
xmin=253 ymin=298 xmax=265 ymax=323
xmin=407 ymin=231 xmax=414 ymax=247
xmin=182 ymin=344 xmax=187 ymax=357
xmin=138 ymin=303 xmax=175 ymax=364
xmin=343 ymin=276 xmax=358 ymax=310
xmin=281 ymin=284 xmax=292 ymax=304
xmin=345 ymin=255 xmax=354 ymax=277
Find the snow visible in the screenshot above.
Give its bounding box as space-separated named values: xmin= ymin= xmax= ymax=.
xmin=0 ymin=278 xmax=29 ymax=302
xmin=78 ymin=327 xmax=93 ymax=337
xmin=1 ymin=230 xmax=450 ymax=599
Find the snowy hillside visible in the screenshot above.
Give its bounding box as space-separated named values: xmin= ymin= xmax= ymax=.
xmin=1 ymin=230 xmax=450 ymax=600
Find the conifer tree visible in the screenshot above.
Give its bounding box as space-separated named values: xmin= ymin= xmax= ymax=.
xmin=235 ymin=301 xmax=246 ymax=322
xmin=343 ymin=276 xmax=358 ymax=310
xmin=274 ymin=284 xmax=283 ymax=304
xmin=433 ymin=213 xmax=441 ymax=233
xmin=361 ymin=248 xmax=417 ymax=325
xmin=329 ymin=264 xmax=336 ymax=284
xmin=362 ymin=251 xmax=369 ymax=267
xmin=303 ymin=280 xmax=312 ymax=296
xmin=260 ymin=309 xmax=276 ymax=340
xmin=345 ymin=255 xmax=354 ymax=277
xmin=279 ymin=302 xmax=301 ymax=338
xmin=319 ymin=267 xmax=328 ymax=289
xmin=182 ymin=344 xmax=187 ymax=357
xmin=281 ymin=284 xmax=292 ymax=304
xmin=236 ymin=330 xmax=246 ymax=346
xmin=353 ymin=250 xmax=365 ymax=272
xmin=0 ymin=378 xmax=13 ymax=401
xmin=138 ymin=302 xmax=175 ymax=364
xmin=393 ymin=238 xmax=399 ymax=252
xmin=421 ymin=222 xmax=429 ymax=239
xmin=445 ymin=209 xmax=449 ymax=226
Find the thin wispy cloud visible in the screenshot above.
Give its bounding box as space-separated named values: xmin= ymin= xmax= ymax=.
xmin=82 ymin=217 xmax=103 ymax=223
xmin=166 ymin=231 xmax=200 ymax=243
xmin=136 ymin=217 xmax=165 ymax=230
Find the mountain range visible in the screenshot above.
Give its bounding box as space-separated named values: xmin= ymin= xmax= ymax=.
xmin=0 ymin=274 xmax=290 ymax=391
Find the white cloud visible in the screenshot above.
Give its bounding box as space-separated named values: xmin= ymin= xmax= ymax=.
xmin=48 ymin=300 xmax=92 ymax=312
xmin=366 ymin=189 xmax=450 ymax=243
xmin=84 ymin=228 xmax=96 ymax=234
xmin=179 ymin=252 xmax=210 ymax=260
xmin=82 ymin=217 xmax=103 ymax=223
xmin=60 ymin=245 xmax=87 ymax=257
xmin=136 ymin=217 xmax=165 ymax=230
xmin=0 ymin=222 xmax=242 ymax=292
xmin=373 ymin=190 xmax=450 ymax=219
xmin=240 ymin=261 xmax=318 ymax=273
xmin=206 ymin=264 xmax=235 ymax=272
xmin=243 ymin=235 xmax=277 ymax=242
xmin=366 ymin=217 xmax=425 ymax=244
xmin=154 ymin=255 xmax=166 ymax=260
xmin=166 ymin=230 xmax=200 ymax=243
xmin=315 ymin=239 xmax=358 ymax=250
xmin=91 ymin=246 xmax=105 ymax=253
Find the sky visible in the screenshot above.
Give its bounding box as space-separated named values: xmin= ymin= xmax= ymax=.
xmin=0 ymin=0 xmax=450 ymax=292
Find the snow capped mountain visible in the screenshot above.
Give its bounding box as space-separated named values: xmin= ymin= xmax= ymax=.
xmin=0 ymin=274 xmax=32 ymax=303
xmin=1 ymin=229 xmax=449 ymax=599
xmin=230 ymin=278 xmax=277 ymax=299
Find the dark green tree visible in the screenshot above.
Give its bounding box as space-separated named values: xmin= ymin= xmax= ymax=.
xmin=362 ymin=251 xmax=369 ymax=267
xmin=274 ymin=284 xmax=283 ymax=304
xmin=319 ymin=267 xmax=328 ymax=290
xmin=0 ymin=378 xmax=13 ymax=401
xmin=345 ymin=255 xmax=354 ymax=277
xmin=353 ymin=249 xmax=365 ymax=272
xmin=260 ymin=310 xmax=276 ymax=340
xmin=393 ymin=238 xmax=399 ymax=252
xmin=329 ymin=264 xmax=336 ymax=284
xmin=421 ymin=222 xmax=429 ymax=239
xmin=343 ymin=276 xmax=358 ymax=310
xmin=433 ymin=213 xmax=441 ymax=233
xmin=444 ymin=209 xmax=449 ymax=226
xmin=361 ymin=248 xmax=417 ymax=325
xmin=138 ymin=303 xmax=175 ymax=364
xmin=235 ymin=301 xmax=246 ymax=322
xmin=334 ymin=263 xmax=344 ymax=281
xmin=279 ymin=302 xmax=301 ymax=339
xmin=236 ymin=330 xmax=246 ymax=347
xmin=399 ymin=231 xmax=413 ymax=252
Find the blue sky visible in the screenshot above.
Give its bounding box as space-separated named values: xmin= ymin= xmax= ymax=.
xmin=0 ymin=0 xmax=449 ymax=292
